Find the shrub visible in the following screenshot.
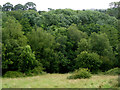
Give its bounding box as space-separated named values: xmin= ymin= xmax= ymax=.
xmin=75 ymin=51 xmax=102 ymax=73
xmin=67 ymin=68 xmax=92 ymax=79
xmin=31 ymin=66 xmax=45 ymax=75
xmin=25 ymin=66 xmax=46 ymax=76
xmin=104 ymin=67 xmax=120 ymax=75
xmin=3 ymin=71 xmax=24 ymax=78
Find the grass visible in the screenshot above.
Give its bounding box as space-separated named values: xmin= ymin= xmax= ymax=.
xmin=2 ymin=73 xmax=118 ymax=88
xmin=0 ymin=77 xmax=2 ymax=90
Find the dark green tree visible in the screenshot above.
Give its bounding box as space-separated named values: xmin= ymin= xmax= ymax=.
xmin=6 ymin=10 xmax=24 ymax=21
xmin=23 ymin=10 xmax=39 ymax=26
xmin=100 ymin=24 xmax=118 ymax=51
xmin=2 ymin=2 xmax=13 ymax=11
xmin=20 ymin=18 xmax=32 ymax=34
xmin=14 ymin=4 xmax=24 ymax=10
xmin=16 ymin=45 xmax=40 ymax=72
xmin=107 ymin=1 xmax=120 ymax=20
xmin=27 ymin=28 xmax=59 ymax=73
xmin=75 ymin=51 xmax=102 ymax=73
xmin=76 ymin=38 xmax=90 ymax=54
xmin=67 ymin=24 xmax=88 ymax=42
xmin=89 ymin=33 xmax=116 ymax=71
xmin=24 ymin=2 xmax=36 ymax=11
xmin=0 ymin=5 xmax=2 ymax=10
xmin=2 ymin=15 xmax=27 ymax=72
xmin=89 ymin=33 xmax=113 ymax=56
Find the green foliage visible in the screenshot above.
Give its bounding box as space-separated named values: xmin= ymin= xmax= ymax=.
xmin=27 ymin=28 xmax=59 ymax=73
xmin=20 ymin=18 xmax=32 ymax=34
xmin=68 ymin=24 xmax=88 ymax=42
xmin=6 ymin=10 xmax=24 ymax=21
xmin=117 ymin=42 xmax=120 ymax=67
xmin=89 ymin=32 xmax=116 ymax=70
xmin=0 ymin=5 xmax=2 ymax=10
xmin=3 ymin=71 xmax=24 ymax=78
xmin=76 ymin=39 xmax=89 ymax=54
xmin=78 ymin=23 xmax=101 ymax=36
xmin=100 ymin=56 xmax=114 ymax=71
xmin=24 ymin=2 xmax=36 ymax=11
xmin=23 ymin=10 xmax=39 ymax=26
xmin=2 ymin=2 xmax=13 ymax=11
xmin=77 ymin=10 xmax=117 ymax=26
xmin=89 ymin=33 xmax=113 ymax=56
xmin=75 ymin=51 xmax=102 ymax=73
xmin=106 ymin=8 xmax=119 ymax=18
xmin=100 ymin=24 xmax=118 ymax=49
xmin=1 ymin=2 xmax=119 ymax=74
xmin=34 ymin=9 xmax=118 ymax=30
xmin=16 ymin=45 xmax=39 ymax=72
xmin=108 ymin=1 xmax=120 ymax=19
xmin=2 ymin=14 xmax=43 ymax=74
xmin=25 ymin=66 xmax=45 ymax=76
xmin=105 ymin=68 xmax=120 ymax=75
xmin=14 ymin=4 xmax=24 ymax=10
xmin=2 ymin=14 xmax=27 ymax=46
xmin=2 ymin=15 xmax=28 ymax=72
xmin=31 ymin=66 xmax=45 ymax=75
xmin=27 ymin=28 xmax=56 ymax=54
xmin=67 ymin=68 xmax=92 ymax=79
xmin=66 ymin=24 xmax=88 ymax=68
xmin=56 ymin=52 xmax=71 ymax=73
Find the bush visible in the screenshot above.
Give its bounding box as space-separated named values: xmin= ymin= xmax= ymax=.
xmin=25 ymin=66 xmax=46 ymax=76
xmin=75 ymin=51 xmax=102 ymax=73
xmin=31 ymin=66 xmax=45 ymax=75
xmin=3 ymin=71 xmax=24 ymax=78
xmin=104 ymin=67 xmax=120 ymax=75
xmin=67 ymin=68 xmax=92 ymax=79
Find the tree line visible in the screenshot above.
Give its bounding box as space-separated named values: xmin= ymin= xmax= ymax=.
xmin=0 ymin=2 xmax=36 ymax=11
xmin=1 ymin=1 xmax=120 ymax=75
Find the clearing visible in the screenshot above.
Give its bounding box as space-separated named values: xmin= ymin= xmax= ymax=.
xmin=2 ymin=73 xmax=118 ymax=88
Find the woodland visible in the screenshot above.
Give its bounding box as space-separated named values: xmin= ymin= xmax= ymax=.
xmin=0 ymin=2 xmax=120 ymax=77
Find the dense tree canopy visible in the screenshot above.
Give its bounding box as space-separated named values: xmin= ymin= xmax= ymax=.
xmin=1 ymin=1 xmax=119 ymax=74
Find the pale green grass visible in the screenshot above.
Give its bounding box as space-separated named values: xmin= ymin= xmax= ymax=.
xmin=0 ymin=77 xmax=2 ymax=90
xmin=2 ymin=73 xmax=118 ymax=88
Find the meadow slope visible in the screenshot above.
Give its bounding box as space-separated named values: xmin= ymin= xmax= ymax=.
xmin=2 ymin=74 xmax=118 ymax=88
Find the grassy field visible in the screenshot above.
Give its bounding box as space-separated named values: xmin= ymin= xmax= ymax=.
xmin=0 ymin=77 xmax=2 ymax=90
xmin=2 ymin=73 xmax=118 ymax=88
